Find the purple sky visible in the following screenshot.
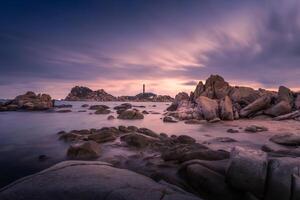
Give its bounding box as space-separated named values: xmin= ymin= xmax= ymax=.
xmin=1 ymin=0 xmax=300 ymax=99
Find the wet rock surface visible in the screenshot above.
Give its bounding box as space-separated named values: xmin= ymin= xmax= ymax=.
xmin=117 ymin=109 xmax=144 ymax=120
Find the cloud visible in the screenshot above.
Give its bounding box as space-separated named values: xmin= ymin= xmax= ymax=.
xmin=181 ymin=81 xmax=198 ymax=86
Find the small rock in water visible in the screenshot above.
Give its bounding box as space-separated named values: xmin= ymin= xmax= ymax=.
xmin=175 ymin=135 xmax=196 ymax=144
xmin=117 ymin=109 xmax=144 ymax=120
xmin=78 ymin=110 xmax=86 ymax=112
xmin=269 ymin=133 xmax=300 ymax=146
xmin=142 ymin=110 xmax=149 ymax=114
xmin=107 ymin=115 xmax=115 ymax=120
xmin=94 ymin=109 xmax=110 ymax=114
xmin=184 ymin=119 xmax=205 ymax=124
xmin=208 ymin=118 xmax=221 ymax=123
xmin=67 ymin=141 xmax=101 ymax=159
xmin=56 ymin=109 xmax=72 ymax=113
xmin=227 ymin=129 xmax=239 ymax=133
xmin=163 ymin=116 xmax=178 ymax=123
xmin=38 ymin=154 xmax=49 ymax=161
xmin=244 ymin=125 xmax=268 ymax=133
xmin=81 ymin=104 xmax=89 ymax=107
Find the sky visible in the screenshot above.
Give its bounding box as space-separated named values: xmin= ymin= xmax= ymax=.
xmin=1 ymin=0 xmax=300 ymax=99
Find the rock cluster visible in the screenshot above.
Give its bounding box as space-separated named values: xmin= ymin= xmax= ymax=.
xmin=0 ymin=91 xmax=53 ymax=111
xmin=167 ymin=74 xmax=300 ymax=122
xmin=65 ymin=86 xmax=174 ymax=102
xmin=65 ymin=86 xmax=117 ymax=101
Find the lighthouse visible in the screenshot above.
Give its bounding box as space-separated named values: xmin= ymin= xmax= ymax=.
xmin=143 ymin=84 xmax=145 ymax=94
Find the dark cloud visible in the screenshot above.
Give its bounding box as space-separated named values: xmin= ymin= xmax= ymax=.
xmin=181 ymin=81 xmax=198 ymax=86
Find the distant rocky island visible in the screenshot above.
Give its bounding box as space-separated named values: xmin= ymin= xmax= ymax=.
xmin=65 ymin=86 xmax=174 ymax=102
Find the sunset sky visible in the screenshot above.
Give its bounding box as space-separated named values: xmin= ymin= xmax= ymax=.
xmin=1 ymin=0 xmax=300 ymax=99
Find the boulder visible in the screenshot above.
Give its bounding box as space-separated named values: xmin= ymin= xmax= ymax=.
xmin=295 ymin=94 xmax=300 ymax=110
xmin=120 ymin=133 xmax=157 ymax=148
xmin=88 ymin=130 xmax=117 ymax=143
xmin=261 ymin=144 xmax=300 ymax=157
xmin=6 ymin=91 xmax=53 ymax=111
xmin=94 ymin=109 xmax=110 ymax=114
xmin=107 ymin=115 xmax=115 ymax=120
xmin=201 ymin=75 xmax=232 ymax=99
xmin=226 ymin=147 xmax=268 ymax=197
xmin=137 ymin=128 xmax=159 ymax=138
xmin=244 ymin=125 xmax=268 ymax=133
xmin=291 ymin=168 xmax=300 ymax=200
xmin=117 ymin=110 xmax=144 ymax=120
xmin=59 ymin=132 xmax=85 ymax=142
xmin=196 ymin=96 xmax=219 ymax=121
xmin=114 ymin=103 xmax=132 ymax=111
xmin=89 ymin=104 xmax=109 ymax=110
xmin=273 ymin=110 xmax=300 ymax=120
xmin=163 ymin=116 xmax=178 ymax=123
xmin=193 ymin=81 xmax=205 ymax=101
xmin=264 ymin=158 xmax=300 ymax=200
xmin=65 ymin=86 xmax=117 ymax=101
xmin=167 ymin=92 xmax=190 ymax=111
xmin=81 ymin=104 xmax=89 ymax=107
xmin=227 ymin=129 xmax=239 ymax=133
xmin=264 ymin=100 xmax=292 ymax=117
xmin=239 ymin=95 xmax=272 ymax=117
xmin=0 ymin=161 xmax=201 ymax=200
xmin=175 ymin=135 xmax=196 ymax=144
xmin=56 ymin=109 xmax=72 ymax=113
xmin=179 ymin=163 xmax=241 ymax=200
xmin=269 ymin=133 xmax=300 ymax=146
xmin=220 ymin=96 xmax=234 ymax=120
xmin=229 ymin=87 xmax=261 ymax=105
xmin=67 ymin=141 xmax=101 ymax=159
xmin=278 ymin=86 xmax=294 ymax=105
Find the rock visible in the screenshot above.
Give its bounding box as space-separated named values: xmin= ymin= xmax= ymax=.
xmin=88 ymin=130 xmax=117 ymax=143
xmin=162 ymin=144 xmax=229 ymax=162
xmin=278 ymin=86 xmax=294 ymax=106
xmin=120 ymin=133 xmax=157 ymax=148
xmin=220 ymin=96 xmax=234 ymax=120
xmin=59 ymin=132 xmax=85 ymax=142
xmin=114 ymin=103 xmax=132 ymax=111
xmin=3 ymin=91 xmax=53 ymax=111
xmin=137 ymin=128 xmax=159 ymax=138
xmin=295 ymin=94 xmax=300 ymax=110
xmin=175 ymin=135 xmax=196 ymax=144
xmin=78 ymin=110 xmax=86 ymax=112
xmin=226 ymin=147 xmax=268 ymax=197
xmin=273 ymin=110 xmax=300 ymax=120
xmin=201 ymin=74 xmax=232 ymax=99
xmin=67 ymin=141 xmax=101 ymax=159
xmin=38 ymin=155 xmax=49 ymax=161
xmin=196 ymin=96 xmax=219 ymax=121
xmin=167 ymin=92 xmax=189 ymax=111
xmin=211 ymin=137 xmax=237 ymax=143
xmin=269 ymin=133 xmax=300 ymax=146
xmin=264 ymin=100 xmax=292 ymax=117
xmin=184 ymin=119 xmax=205 ymax=124
xmin=55 ymin=104 xmax=72 ymax=108
xmin=94 ymin=109 xmax=110 ymax=114
xmin=142 ymin=110 xmax=149 ymax=114
xmin=244 ymin=125 xmax=268 ymax=133
xmin=56 ymin=109 xmax=72 ymax=113
xmin=261 ymin=144 xmax=300 ymax=157
xmin=107 ymin=115 xmax=115 ymax=120
xmin=239 ymin=95 xmax=272 ymax=117
xmin=264 ymin=158 xmax=300 ymax=200
xmin=179 ymin=163 xmax=241 ymax=200
xmin=81 ymin=104 xmax=89 ymax=107
xmin=291 ymin=168 xmax=300 ymax=200
xmin=229 ymin=87 xmax=261 ymax=105
xmin=208 ymin=118 xmax=221 ymax=123
xmin=65 ymin=86 xmax=117 ymax=101
xmin=89 ymin=104 xmax=109 ymax=110
xmin=117 ymin=109 xmax=144 ymax=120
xmin=193 ymin=81 xmax=205 ymax=101
xmin=163 ymin=116 xmax=178 ymax=123
xmin=227 ymin=129 xmax=239 ymax=133
xmin=0 ymin=161 xmax=201 ymax=200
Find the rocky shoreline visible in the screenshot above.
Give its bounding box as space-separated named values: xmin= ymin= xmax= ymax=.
xmin=65 ymin=86 xmax=174 ymax=102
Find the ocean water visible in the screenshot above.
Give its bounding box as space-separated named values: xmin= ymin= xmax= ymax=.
xmin=0 ymin=101 xmax=206 ymax=187
xmin=0 ymin=100 xmax=284 ymax=188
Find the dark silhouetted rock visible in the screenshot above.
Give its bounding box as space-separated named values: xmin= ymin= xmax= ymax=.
xmin=120 ymin=133 xmax=157 ymax=148
xmin=65 ymin=86 xmax=117 ymax=101
xmin=117 ymin=109 xmax=144 ymax=120
xmin=163 ymin=116 xmax=178 ymax=123
xmin=244 ymin=125 xmax=268 ymax=133
xmin=269 ymin=133 xmax=300 ymax=146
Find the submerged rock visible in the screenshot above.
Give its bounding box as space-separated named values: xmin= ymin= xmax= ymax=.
xmin=67 ymin=141 xmax=101 ymax=159
xmin=88 ymin=129 xmax=117 ymax=143
xmin=117 ymin=109 xmax=144 ymax=120
xmin=107 ymin=115 xmax=115 ymax=120
xmin=163 ymin=116 xmax=178 ymax=123
xmin=244 ymin=125 xmax=268 ymax=133
xmin=120 ymin=133 xmax=157 ymax=148
xmin=0 ymin=161 xmax=201 ymax=200
xmin=89 ymin=104 xmax=109 ymax=110
xmin=56 ymin=109 xmax=72 ymax=113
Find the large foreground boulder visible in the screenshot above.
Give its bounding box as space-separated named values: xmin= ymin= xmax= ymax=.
xmin=220 ymin=96 xmax=234 ymax=120
xmin=269 ymin=133 xmax=300 ymax=146
xmin=226 ymin=147 xmax=268 ymax=197
xmin=0 ymin=161 xmax=201 ymax=200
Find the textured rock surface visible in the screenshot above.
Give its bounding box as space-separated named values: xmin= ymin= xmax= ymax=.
xmin=117 ymin=109 xmax=144 ymax=120
xmin=264 ymin=100 xmax=292 ymax=117
xmin=0 ymin=161 xmax=201 ymax=200
xmin=220 ymin=96 xmax=234 ymax=120
xmin=65 ymin=86 xmax=117 ymax=101
xmin=239 ymin=95 xmax=272 ymax=117
xmin=67 ymin=141 xmax=100 ymax=159
xmin=196 ymin=96 xmax=219 ymax=120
